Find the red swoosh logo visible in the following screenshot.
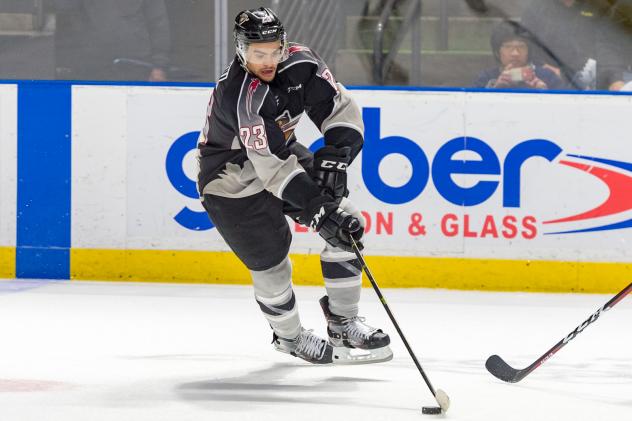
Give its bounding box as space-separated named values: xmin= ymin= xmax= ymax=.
xmin=544 ymin=160 xmax=632 ymax=224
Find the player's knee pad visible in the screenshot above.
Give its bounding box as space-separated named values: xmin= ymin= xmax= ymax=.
xmin=251 ymin=256 xmax=292 ymax=297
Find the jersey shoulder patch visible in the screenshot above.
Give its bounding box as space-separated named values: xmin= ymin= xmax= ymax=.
xmin=282 ymin=44 xmax=339 ymax=94
xmin=277 ymin=43 xmax=319 ymax=74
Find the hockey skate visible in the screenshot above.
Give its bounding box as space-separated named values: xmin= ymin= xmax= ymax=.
xmin=273 ymin=327 xmax=334 ymax=364
xmin=319 ymin=296 xmax=393 ymax=365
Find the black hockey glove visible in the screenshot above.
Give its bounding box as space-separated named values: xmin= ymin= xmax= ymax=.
xmin=305 ymin=196 xmax=364 ymax=252
xmin=313 ymin=146 xmax=351 ymax=200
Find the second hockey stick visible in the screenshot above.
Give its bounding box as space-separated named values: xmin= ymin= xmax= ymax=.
xmin=486 ymin=281 xmax=632 ymax=383
xmin=351 ymin=238 xmax=450 ymax=415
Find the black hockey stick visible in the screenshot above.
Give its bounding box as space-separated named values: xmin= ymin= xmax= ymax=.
xmin=486 ymin=282 xmax=632 ymax=383
xmin=350 ymin=239 xmax=450 ymax=414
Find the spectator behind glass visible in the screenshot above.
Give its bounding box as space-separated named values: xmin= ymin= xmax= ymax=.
xmin=608 ymin=0 xmax=632 ymax=91
xmin=474 ymin=21 xmax=566 ymax=90
xmin=520 ymin=0 xmax=622 ymax=90
xmin=53 ymin=0 xmax=171 ymax=81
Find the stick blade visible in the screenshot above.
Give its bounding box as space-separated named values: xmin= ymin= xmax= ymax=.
xmin=435 ymin=388 xmax=450 ymax=412
xmin=485 ymin=354 xmax=523 ymax=383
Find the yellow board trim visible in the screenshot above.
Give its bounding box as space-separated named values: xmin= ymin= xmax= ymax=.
xmin=70 ymin=248 xmax=631 ymax=293
xmin=0 ymin=247 xmax=15 ymax=278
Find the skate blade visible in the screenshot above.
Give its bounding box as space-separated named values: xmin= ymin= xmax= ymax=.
xmin=332 ymin=345 xmax=393 ymax=365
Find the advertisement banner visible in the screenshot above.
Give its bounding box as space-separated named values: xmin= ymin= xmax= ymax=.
xmin=69 ymin=85 xmax=632 ymax=288
xmin=290 ymin=90 xmax=632 ymax=262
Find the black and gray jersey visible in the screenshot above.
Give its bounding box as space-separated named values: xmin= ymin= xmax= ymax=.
xmin=197 ymin=43 xmax=364 ymax=210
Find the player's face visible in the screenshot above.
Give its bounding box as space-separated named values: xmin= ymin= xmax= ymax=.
xmin=499 ymin=40 xmax=528 ymax=68
xmin=246 ymin=41 xmax=284 ymax=82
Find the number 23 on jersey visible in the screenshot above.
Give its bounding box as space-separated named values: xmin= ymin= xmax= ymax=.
xmin=239 ymin=124 xmax=268 ymax=150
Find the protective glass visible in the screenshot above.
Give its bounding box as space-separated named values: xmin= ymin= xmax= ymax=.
xmin=244 ymin=44 xmax=286 ymax=65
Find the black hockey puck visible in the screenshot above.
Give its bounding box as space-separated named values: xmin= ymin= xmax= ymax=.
xmin=422 ymin=406 xmax=442 ymax=415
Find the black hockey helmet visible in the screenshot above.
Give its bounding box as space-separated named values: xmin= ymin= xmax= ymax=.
xmin=234 ymin=7 xmax=288 ymax=66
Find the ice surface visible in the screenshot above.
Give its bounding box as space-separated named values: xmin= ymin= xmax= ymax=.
xmin=0 ymin=279 xmax=630 ymax=421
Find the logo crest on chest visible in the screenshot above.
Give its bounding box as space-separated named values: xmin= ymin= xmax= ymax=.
xmin=275 ymin=109 xmax=302 ymax=141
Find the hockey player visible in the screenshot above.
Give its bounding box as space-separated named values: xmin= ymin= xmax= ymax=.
xmin=197 ymin=7 xmax=392 ymax=365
